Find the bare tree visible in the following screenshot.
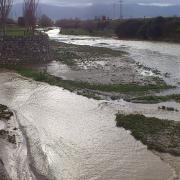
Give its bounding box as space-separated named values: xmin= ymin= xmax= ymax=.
xmin=23 ymin=0 xmax=39 ymax=33
xmin=0 ymin=0 xmax=13 ymax=36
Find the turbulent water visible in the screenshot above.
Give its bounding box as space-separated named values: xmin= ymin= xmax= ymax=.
xmin=0 ymin=72 xmax=179 ymax=180
xmin=47 ymin=29 xmax=180 ymax=87
xmin=0 ymin=29 xmax=180 ymax=179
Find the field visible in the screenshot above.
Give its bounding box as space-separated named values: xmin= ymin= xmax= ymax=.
xmin=1 ymin=25 xmax=34 ymax=37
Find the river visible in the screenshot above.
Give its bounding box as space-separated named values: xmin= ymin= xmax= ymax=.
xmin=0 ymin=30 xmax=180 ymax=179
xmin=0 ymin=72 xmax=178 ymax=180
xmin=47 ymin=29 xmax=180 ymax=87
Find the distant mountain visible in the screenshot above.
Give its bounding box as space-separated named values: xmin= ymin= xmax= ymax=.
xmin=11 ymin=3 xmax=180 ymax=20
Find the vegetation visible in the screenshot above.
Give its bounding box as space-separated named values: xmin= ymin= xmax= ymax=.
xmin=0 ymin=65 xmax=172 ymax=96
xmin=0 ymin=0 xmax=39 ymax=36
xmin=57 ymin=17 xmax=180 ymax=42
xmin=38 ymin=14 xmax=54 ymax=27
xmin=61 ymin=28 xmax=115 ymax=37
xmin=0 ymin=0 xmax=13 ymax=36
xmin=23 ymin=0 xmax=39 ymax=33
xmin=5 ymin=26 xmax=29 ymax=36
xmin=0 ymin=177 xmax=8 ymax=180
xmin=51 ymin=40 xmax=125 ymax=66
xmin=130 ymin=94 xmax=180 ymax=104
xmin=0 ymin=104 xmax=13 ymax=120
xmin=116 ymin=114 xmax=180 ymax=156
xmin=56 ymin=17 xmax=117 ymax=37
xmin=115 ymin=17 xmax=180 ymax=42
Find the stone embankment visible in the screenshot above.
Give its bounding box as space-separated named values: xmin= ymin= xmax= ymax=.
xmin=0 ymin=34 xmax=52 ymax=65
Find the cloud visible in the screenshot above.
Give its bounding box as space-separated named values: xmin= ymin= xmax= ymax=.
xmin=14 ymin=0 xmax=180 ymax=7
xmin=138 ymin=3 xmax=175 ymax=7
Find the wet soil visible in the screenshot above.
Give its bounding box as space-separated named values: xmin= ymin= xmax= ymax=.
xmin=48 ymin=40 xmax=162 ymax=86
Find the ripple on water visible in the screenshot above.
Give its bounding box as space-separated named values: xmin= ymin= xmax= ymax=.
xmin=0 ymin=72 xmax=176 ymax=180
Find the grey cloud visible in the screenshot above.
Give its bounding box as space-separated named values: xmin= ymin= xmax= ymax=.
xmin=14 ymin=0 xmax=180 ymax=6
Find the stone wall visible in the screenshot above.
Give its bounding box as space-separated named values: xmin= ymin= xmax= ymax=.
xmin=0 ymin=34 xmax=52 ymax=65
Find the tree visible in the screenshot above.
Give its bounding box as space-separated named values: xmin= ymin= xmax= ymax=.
xmin=23 ymin=0 xmax=39 ymax=33
xmin=146 ymin=17 xmax=165 ymax=39
xmin=39 ymin=14 xmax=53 ymax=27
xmin=0 ymin=0 xmax=13 ymax=36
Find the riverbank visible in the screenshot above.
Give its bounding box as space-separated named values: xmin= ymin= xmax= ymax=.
xmin=59 ymin=17 xmax=180 ymax=43
xmin=0 ymin=104 xmax=36 ymax=180
xmin=0 ymin=65 xmax=172 ymax=100
xmin=61 ymin=28 xmax=115 ymax=37
xmin=0 ymin=105 xmax=13 ymax=180
xmin=0 ymin=71 xmax=177 ymax=180
xmin=0 ymin=34 xmax=52 ymax=65
xmin=116 ymin=114 xmax=180 ymax=156
xmin=1 ymin=28 xmax=180 ymax=179
xmin=0 ymin=37 xmax=173 ymax=100
xmin=115 ymin=17 xmax=180 ymax=43
xmin=45 ymin=40 xmax=173 ymax=99
xmin=2 ymin=34 xmax=180 ymax=102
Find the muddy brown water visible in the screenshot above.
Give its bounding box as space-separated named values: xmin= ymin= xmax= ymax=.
xmin=1 ymin=29 xmax=180 ymax=179
xmin=0 ymin=72 xmax=179 ymax=180
xmin=47 ymin=29 xmax=180 ymax=90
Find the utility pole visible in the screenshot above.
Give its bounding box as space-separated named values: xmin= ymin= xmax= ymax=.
xmin=113 ymin=3 xmax=116 ymax=19
xmin=119 ymin=0 xmax=123 ymax=20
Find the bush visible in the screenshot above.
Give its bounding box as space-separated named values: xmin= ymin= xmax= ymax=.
xmin=116 ymin=17 xmax=180 ymax=41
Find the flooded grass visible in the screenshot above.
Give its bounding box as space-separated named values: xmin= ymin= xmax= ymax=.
xmin=131 ymin=94 xmax=180 ymax=104
xmin=0 ymin=105 xmax=13 ymax=120
xmin=116 ymin=114 xmax=180 ymax=156
xmin=0 ymin=65 xmax=172 ymax=96
xmin=51 ymin=40 xmax=126 ymax=67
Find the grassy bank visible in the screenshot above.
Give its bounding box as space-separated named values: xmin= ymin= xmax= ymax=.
xmin=130 ymin=94 xmax=180 ymax=104
xmin=116 ymin=114 xmax=180 ymax=156
xmin=0 ymin=65 xmax=172 ymax=95
xmin=58 ymin=17 xmax=180 ymax=43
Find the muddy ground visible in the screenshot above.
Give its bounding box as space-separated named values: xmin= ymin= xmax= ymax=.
xmin=28 ymin=40 xmax=168 ymax=100
xmin=48 ymin=41 xmax=162 ymax=86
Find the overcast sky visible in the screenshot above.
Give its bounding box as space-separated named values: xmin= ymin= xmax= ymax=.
xmin=14 ymin=0 xmax=180 ymax=7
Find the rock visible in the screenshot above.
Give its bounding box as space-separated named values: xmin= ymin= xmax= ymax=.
xmin=158 ymin=106 xmax=179 ymax=112
xmin=8 ymin=135 xmax=16 ymax=144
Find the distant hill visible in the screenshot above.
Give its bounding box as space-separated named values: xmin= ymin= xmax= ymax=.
xmin=11 ymin=3 xmax=180 ymax=20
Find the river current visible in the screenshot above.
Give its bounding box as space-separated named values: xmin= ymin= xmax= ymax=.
xmin=0 ymin=29 xmax=180 ymax=179
xmin=47 ymin=29 xmax=180 ymax=87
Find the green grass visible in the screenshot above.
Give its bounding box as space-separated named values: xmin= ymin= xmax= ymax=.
xmin=6 ymin=26 xmax=26 ymax=36
xmin=0 ymin=177 xmax=8 ymax=180
xmin=131 ymin=94 xmax=180 ymax=103
xmin=2 ymin=26 xmax=33 ymax=37
xmin=116 ymin=114 xmax=180 ymax=156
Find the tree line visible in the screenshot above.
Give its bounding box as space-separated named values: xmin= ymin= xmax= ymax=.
xmin=115 ymin=17 xmax=180 ymax=41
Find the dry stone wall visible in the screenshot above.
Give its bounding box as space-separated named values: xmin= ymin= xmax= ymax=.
xmin=0 ymin=34 xmax=52 ymax=64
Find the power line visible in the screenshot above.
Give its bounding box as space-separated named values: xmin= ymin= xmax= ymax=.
xmin=113 ymin=3 xmax=116 ymax=19
xmin=119 ymin=0 xmax=123 ymax=19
